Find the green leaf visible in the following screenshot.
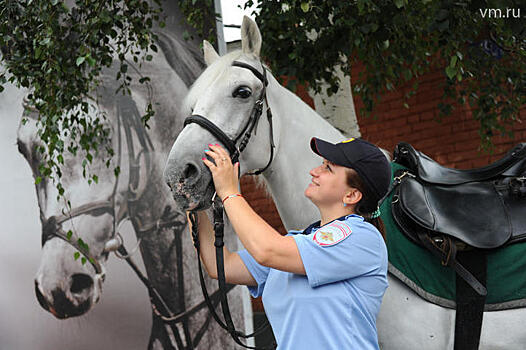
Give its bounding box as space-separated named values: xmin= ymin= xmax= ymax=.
xmin=301 ymin=2 xmax=310 ymax=12
xmin=445 ymin=66 xmax=457 ymax=79
xmin=76 ymin=57 xmax=85 ymax=66
xmin=86 ymin=56 xmax=96 ymax=67
xmin=66 ymin=230 xmax=73 ymax=240
xmin=74 ymin=252 xmax=80 ymax=260
xmin=394 ymin=0 xmax=405 ymax=9
xmin=81 ymin=257 xmax=87 ymax=265
xmin=449 ymin=55 xmax=457 ymax=68
xmin=35 ymin=176 xmax=42 ymax=185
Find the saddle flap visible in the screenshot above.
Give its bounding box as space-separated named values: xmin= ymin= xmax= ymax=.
xmin=398 ymin=177 xmax=512 ymax=249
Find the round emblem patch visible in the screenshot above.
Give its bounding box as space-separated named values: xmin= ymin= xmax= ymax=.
xmin=312 ymin=222 xmax=352 ymax=247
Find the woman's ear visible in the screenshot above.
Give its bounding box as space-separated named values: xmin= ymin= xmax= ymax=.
xmin=343 ymin=188 xmax=362 ymax=206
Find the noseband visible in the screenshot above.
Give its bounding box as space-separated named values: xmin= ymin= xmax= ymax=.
xmin=184 ymin=60 xmax=275 ymax=175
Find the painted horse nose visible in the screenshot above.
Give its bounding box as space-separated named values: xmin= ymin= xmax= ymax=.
xmin=70 ymin=273 xmax=93 ymax=294
xmin=35 ymin=280 xmax=50 ymax=311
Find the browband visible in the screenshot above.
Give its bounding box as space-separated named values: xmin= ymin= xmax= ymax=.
xmin=232 ymin=61 xmax=268 ymax=86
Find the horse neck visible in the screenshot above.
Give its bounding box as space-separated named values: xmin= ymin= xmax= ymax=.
xmin=260 ymin=74 xmax=344 ymax=231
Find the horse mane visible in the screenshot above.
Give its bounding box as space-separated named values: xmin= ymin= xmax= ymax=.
xmin=155 ymin=31 xmax=204 ymax=87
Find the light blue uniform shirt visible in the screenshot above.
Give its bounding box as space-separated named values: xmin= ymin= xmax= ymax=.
xmin=237 ymin=214 xmax=388 ymax=350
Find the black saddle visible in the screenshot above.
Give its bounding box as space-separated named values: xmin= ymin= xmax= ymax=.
xmin=393 ymin=142 xmax=526 ymax=248
xmin=390 ymin=142 xmax=526 ymax=350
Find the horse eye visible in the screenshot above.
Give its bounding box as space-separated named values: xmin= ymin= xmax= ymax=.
xmin=232 ymin=86 xmax=252 ymax=99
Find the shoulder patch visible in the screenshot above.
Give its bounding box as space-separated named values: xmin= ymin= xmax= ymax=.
xmin=312 ymin=221 xmax=352 ymax=247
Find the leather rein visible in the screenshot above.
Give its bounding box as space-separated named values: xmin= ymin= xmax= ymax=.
xmin=186 ymin=60 xmax=276 ymax=349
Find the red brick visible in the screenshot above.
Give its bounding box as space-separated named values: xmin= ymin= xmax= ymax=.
xmin=410 ymin=100 xmax=440 ymax=114
xmin=407 ymin=114 xmax=420 ymax=124
xmin=411 ymin=119 xmax=442 ymax=132
xmin=454 ymin=139 xmax=481 ymax=152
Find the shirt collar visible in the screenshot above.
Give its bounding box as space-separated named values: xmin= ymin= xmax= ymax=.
xmin=301 ymin=214 xmax=363 ymax=235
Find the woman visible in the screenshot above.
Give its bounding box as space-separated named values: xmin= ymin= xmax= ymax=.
xmin=190 ymin=137 xmax=391 ymax=350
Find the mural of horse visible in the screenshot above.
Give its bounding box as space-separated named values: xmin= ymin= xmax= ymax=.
xmin=163 ymin=16 xmax=526 ymax=349
xmin=14 ymin=3 xmax=251 ymax=349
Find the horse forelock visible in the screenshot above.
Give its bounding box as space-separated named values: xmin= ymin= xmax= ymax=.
xmin=183 ymin=50 xmax=269 ymax=114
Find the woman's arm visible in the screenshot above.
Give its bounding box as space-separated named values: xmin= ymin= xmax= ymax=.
xmin=202 ymin=144 xmax=306 ymax=275
xmin=222 ymin=197 xmax=305 ymax=275
xmin=187 ymin=211 xmax=257 ymax=286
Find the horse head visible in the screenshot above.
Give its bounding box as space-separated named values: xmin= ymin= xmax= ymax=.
xmin=164 ymin=16 xmax=279 ymax=211
xmin=17 ymin=100 xmax=129 ymax=318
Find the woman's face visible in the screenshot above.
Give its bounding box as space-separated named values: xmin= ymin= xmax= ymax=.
xmin=304 ymin=159 xmax=353 ymax=208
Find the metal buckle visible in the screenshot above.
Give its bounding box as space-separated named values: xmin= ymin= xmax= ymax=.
xmin=394 ymin=171 xmax=415 ymax=185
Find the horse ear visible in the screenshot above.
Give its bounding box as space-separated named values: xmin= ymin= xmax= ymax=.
xmin=203 ymin=40 xmax=219 ymax=66
xmin=241 ymin=16 xmax=262 ymax=57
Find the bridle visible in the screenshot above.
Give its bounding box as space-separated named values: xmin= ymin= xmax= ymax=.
xmin=185 ymin=60 xmax=277 ymax=349
xmin=184 ymin=60 xmax=275 ymax=175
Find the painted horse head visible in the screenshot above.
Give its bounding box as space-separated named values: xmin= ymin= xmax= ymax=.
xmin=17 ymin=34 xmax=193 ymax=318
xmin=17 ymin=100 xmax=125 ymax=318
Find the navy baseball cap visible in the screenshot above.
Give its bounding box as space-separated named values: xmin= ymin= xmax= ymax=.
xmin=310 ymin=137 xmax=391 ymax=205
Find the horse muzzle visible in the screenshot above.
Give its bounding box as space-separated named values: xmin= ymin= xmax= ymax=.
xmin=164 ymin=157 xmax=216 ymax=211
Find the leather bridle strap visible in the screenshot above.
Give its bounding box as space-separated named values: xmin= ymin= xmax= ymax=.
xmin=184 ymin=115 xmax=238 ymax=158
xmin=232 ymin=61 xmax=268 ymax=86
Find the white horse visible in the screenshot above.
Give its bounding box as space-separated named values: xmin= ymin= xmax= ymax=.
xmin=163 ymin=16 xmax=526 ymax=349
xmin=16 ymin=9 xmax=250 ymax=348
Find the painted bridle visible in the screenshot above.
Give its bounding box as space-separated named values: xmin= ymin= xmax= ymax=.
xmin=35 ymin=96 xmax=156 ymax=281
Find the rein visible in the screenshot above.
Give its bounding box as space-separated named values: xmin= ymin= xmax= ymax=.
xmin=185 ymin=60 xmax=277 ymax=349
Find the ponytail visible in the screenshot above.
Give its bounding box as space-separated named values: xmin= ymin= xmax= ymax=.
xmin=345 ymin=168 xmax=386 ymax=240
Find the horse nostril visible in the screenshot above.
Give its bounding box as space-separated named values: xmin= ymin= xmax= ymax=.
xmin=70 ymin=273 xmax=93 ymax=294
xmin=35 ymin=280 xmax=50 ymax=311
xmin=182 ymin=162 xmax=199 ymax=182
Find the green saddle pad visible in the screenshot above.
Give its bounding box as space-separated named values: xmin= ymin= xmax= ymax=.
xmin=382 ymin=162 xmax=526 ymax=310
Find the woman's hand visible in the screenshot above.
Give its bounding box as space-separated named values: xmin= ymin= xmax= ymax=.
xmin=202 ymin=144 xmax=240 ymax=200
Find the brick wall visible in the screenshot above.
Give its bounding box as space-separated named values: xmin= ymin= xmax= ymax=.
xmin=241 ymin=63 xmax=525 ymax=312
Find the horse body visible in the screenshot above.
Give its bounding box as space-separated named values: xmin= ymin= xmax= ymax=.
xmin=164 ymin=16 xmax=526 ymax=349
